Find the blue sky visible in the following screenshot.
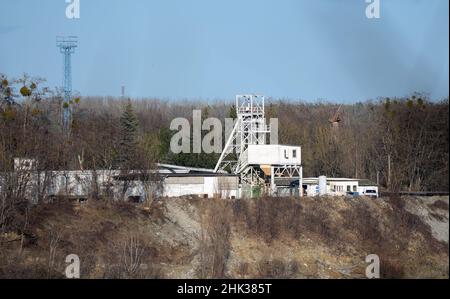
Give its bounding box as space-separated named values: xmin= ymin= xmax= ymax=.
xmin=0 ymin=0 xmax=448 ymax=102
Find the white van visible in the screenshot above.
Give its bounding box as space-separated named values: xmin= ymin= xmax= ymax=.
xmin=357 ymin=186 xmax=379 ymax=198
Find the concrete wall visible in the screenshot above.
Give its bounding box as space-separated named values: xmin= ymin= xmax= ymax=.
xmin=165 ymin=177 xmax=204 ymax=184
xmin=246 ymin=145 xmax=301 ymax=165
xmin=163 ymin=183 xmax=205 ymax=198
xmin=163 ymin=176 xmax=238 ymax=199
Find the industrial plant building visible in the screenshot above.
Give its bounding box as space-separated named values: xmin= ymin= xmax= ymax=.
xmin=1 ymin=95 xmax=378 ymax=202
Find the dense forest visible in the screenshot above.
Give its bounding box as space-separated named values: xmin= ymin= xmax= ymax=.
xmin=1 ymin=74 xmax=448 ymax=192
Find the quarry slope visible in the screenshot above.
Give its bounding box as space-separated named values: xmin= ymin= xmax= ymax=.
xmin=0 ymin=196 xmax=448 ymax=278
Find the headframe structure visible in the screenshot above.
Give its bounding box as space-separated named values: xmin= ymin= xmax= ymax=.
xmin=214 ymin=94 xmax=303 ymax=197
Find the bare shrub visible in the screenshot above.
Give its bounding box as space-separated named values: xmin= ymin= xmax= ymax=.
xmin=256 ymin=259 xmax=299 ymax=279
xmin=48 ymin=228 xmax=62 ymax=270
xmin=380 ymin=259 xmax=405 ymax=279
xmin=105 ymin=234 xmax=146 ymax=279
xmin=341 ymin=199 xmax=384 ymax=246
xmin=237 ymin=262 xmax=250 ymax=278
xmin=234 ymin=197 xmax=302 ymax=243
xmin=102 ymin=230 xmax=163 ymax=279
xmin=0 ymin=259 xmax=64 ymax=279
xmin=300 ymin=199 xmax=339 ymax=245
xmin=121 ymin=235 xmax=145 ymax=278
xmin=196 ymin=199 xmax=231 ymax=278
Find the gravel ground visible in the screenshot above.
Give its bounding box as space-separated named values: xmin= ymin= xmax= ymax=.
xmin=404 ymin=196 xmax=449 ymax=243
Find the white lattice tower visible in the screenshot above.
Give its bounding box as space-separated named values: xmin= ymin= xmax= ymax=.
xmin=214 ymin=94 xmax=270 ymax=174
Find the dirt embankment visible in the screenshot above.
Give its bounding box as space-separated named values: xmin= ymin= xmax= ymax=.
xmin=0 ymin=196 xmax=448 ymax=279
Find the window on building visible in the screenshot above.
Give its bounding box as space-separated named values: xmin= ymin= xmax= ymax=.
xmin=284 ymin=149 xmax=288 ymax=159
xmin=353 ymin=185 xmax=357 ymax=192
xmin=293 ymin=150 xmax=297 ymax=158
xmin=347 ymin=185 xmax=351 ymax=192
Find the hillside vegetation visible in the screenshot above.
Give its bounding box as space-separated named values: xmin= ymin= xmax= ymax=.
xmin=0 ymin=195 xmax=448 ymax=279
xmin=2 ymin=74 xmax=449 ymax=192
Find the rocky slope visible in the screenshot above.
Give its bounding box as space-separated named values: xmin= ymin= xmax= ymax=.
xmin=0 ymin=195 xmax=448 ymax=278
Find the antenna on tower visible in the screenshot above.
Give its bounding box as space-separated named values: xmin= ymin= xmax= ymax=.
xmin=57 ymin=36 xmax=78 ymax=133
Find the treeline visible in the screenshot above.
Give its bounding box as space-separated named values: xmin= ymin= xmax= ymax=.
xmin=1 ymin=74 xmax=448 ymax=191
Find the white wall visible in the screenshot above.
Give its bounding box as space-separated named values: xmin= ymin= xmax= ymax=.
xmin=305 ymin=184 xmax=319 ymax=197
xmin=12 ymin=169 xmax=239 ymax=200
xmin=247 ymin=145 xmax=301 ymax=165
xmin=163 ymin=176 xmax=238 ymax=199
xmin=163 ymin=183 xmax=205 ymax=198
xmin=329 ymin=181 xmax=359 ymax=196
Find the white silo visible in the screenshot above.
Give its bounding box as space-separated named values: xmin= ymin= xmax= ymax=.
xmin=318 ymin=176 xmax=327 ymax=196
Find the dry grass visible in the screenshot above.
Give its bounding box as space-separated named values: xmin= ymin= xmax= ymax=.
xmin=225 ymin=195 xmax=448 ymax=278
xmin=0 ymin=199 xmax=168 ymax=279
xmin=0 ymin=195 xmax=447 ymax=279
xmin=195 ymin=199 xmax=232 ymax=278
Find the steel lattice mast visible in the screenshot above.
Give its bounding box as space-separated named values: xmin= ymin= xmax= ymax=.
xmin=57 ymin=36 xmax=78 ymax=133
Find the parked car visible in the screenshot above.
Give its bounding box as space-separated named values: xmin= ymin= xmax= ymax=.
xmin=363 ymin=189 xmax=378 ymax=198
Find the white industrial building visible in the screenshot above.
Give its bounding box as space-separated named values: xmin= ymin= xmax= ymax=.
xmin=2 ymin=162 xmax=377 ymax=201
xmin=302 ymin=177 xmax=378 ymax=198
xmin=2 ymin=159 xmax=239 ymax=202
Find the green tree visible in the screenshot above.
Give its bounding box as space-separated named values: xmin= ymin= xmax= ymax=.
xmin=118 ymin=100 xmax=139 ymax=168
xmin=228 ymin=104 xmax=237 ymax=119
